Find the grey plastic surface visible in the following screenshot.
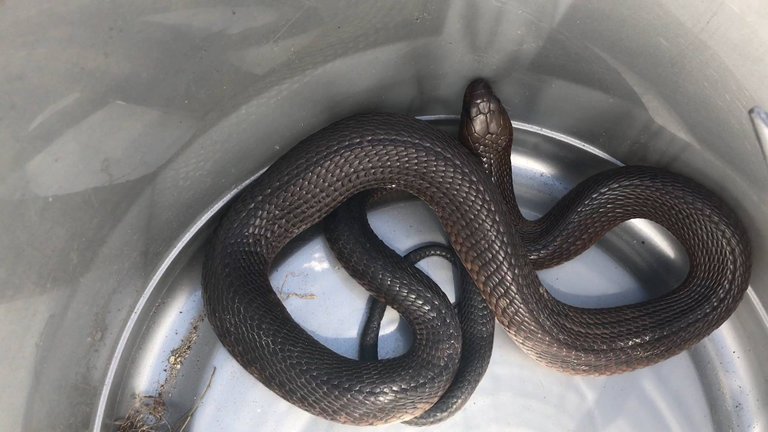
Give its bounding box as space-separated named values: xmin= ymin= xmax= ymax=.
xmin=1 ymin=1 xmax=767 ymax=431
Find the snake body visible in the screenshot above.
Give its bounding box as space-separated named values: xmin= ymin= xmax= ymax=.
xmin=202 ymin=80 xmax=751 ymax=425
xmin=324 ymin=194 xmax=495 ymax=425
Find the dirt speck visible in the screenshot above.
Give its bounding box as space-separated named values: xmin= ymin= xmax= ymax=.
xmin=161 ymin=314 xmax=205 ymax=391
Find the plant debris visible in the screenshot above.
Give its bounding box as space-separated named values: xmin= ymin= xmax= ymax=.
xmin=116 ymin=313 xmax=210 ymax=432
xmin=116 ymin=395 xmax=169 ymax=432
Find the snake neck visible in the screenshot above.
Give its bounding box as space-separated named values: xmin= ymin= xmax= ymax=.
xmin=480 ymin=142 xmax=538 ymax=237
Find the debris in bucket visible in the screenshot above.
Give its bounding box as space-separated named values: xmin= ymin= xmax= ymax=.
xmin=117 ymin=367 xmax=216 ymax=432
xmin=276 ymin=271 xmax=318 ymax=300
xmin=116 ymin=395 xmax=169 ymax=432
xmin=166 ymin=318 xmax=202 ymax=372
xmin=172 ymin=368 xmax=217 ymax=432
xmin=163 ymin=314 xmax=205 ymax=384
xmin=116 ymin=314 xmax=210 ymax=432
xmin=115 ymin=368 xmax=216 ymax=432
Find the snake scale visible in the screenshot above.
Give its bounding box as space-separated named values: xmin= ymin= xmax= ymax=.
xmin=202 ymin=79 xmax=751 ymax=425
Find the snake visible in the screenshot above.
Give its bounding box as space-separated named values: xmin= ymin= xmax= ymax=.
xmin=202 ymin=79 xmax=752 ymax=425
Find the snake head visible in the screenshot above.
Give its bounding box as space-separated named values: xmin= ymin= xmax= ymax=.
xmin=459 ymin=79 xmax=513 ymax=166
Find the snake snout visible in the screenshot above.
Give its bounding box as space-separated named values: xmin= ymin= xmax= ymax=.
xmin=464 ymin=78 xmax=494 ymax=98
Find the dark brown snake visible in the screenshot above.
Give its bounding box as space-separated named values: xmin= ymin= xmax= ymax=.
xmin=202 ymin=79 xmax=752 ymax=425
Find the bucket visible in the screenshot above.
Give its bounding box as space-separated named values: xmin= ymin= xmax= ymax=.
xmin=1 ymin=1 xmax=766 ymax=431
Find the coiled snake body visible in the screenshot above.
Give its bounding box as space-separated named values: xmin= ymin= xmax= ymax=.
xmin=202 ymin=80 xmax=751 ymax=425
xmin=325 ymin=201 xmax=495 ymax=426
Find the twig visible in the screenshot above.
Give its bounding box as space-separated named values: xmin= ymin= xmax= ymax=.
xmin=173 ymin=367 xmax=217 ymax=432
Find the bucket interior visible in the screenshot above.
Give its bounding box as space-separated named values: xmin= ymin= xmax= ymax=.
xmin=1 ymin=1 xmax=767 ymax=431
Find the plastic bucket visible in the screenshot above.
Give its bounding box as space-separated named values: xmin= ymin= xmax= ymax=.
xmin=1 ymin=1 xmax=766 ymax=430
